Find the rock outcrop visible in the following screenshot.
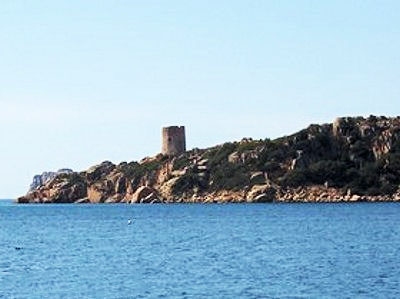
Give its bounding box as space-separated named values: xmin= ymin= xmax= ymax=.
xmin=17 ymin=115 xmax=400 ymax=203
xmin=246 ymin=184 xmax=277 ymax=203
xmin=29 ymin=169 xmax=73 ymax=191
xmin=20 ymin=172 xmax=86 ymax=203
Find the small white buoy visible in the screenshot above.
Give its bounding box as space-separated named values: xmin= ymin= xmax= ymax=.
xmin=127 ymin=219 xmax=132 ymax=225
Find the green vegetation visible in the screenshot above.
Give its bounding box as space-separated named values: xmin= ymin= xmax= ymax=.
xmin=141 ymin=159 xmax=163 ymax=172
xmin=172 ymin=170 xmax=206 ymax=196
xmin=194 ymin=121 xmax=400 ymax=196
xmin=280 ymin=149 xmax=400 ymax=196
xmin=204 ymin=142 xmax=237 ymax=166
xmin=172 ymin=154 xmax=190 ymax=171
xmin=118 ymin=159 xmax=164 ymax=190
xmin=57 ymin=172 xmax=85 ymax=186
xmin=72 ymin=117 xmax=400 ymax=197
xmin=21 ymin=115 xmax=400 ymax=204
xmin=204 ymin=142 xmax=251 ymax=191
xmin=236 ymin=139 xmax=261 ymax=153
xmin=209 ymin=163 xmax=249 ymax=191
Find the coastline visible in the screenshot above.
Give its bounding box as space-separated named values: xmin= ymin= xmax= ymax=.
xmin=17 ymin=116 xmax=400 ymax=204
xmin=17 ymin=185 xmax=400 ymax=204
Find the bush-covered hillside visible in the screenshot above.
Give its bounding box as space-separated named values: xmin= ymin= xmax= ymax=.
xmin=18 ymin=116 xmax=400 ymax=203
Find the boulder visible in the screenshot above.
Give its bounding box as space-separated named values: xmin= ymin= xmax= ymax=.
xmin=74 ymin=198 xmax=90 ymax=204
xmin=49 ymin=181 xmax=87 ymax=203
xmin=197 ymin=159 xmax=208 ymax=166
xmin=105 ymin=194 xmax=123 ymax=203
xmin=350 ymin=194 xmax=361 ymax=202
xmin=86 ymin=161 xmax=115 ymax=182
xmin=250 ymin=172 xmax=265 ymax=185
xmin=246 ymin=184 xmax=277 ymax=203
xmin=87 ymin=180 xmax=114 ymax=203
xmin=87 ymin=185 xmax=105 ymax=203
xmin=131 ymin=186 xmax=158 ymax=203
xmin=140 ymin=192 xmax=159 ymax=203
xmin=228 ymin=152 xmax=240 ymax=163
xmin=253 ymin=193 xmax=273 ymax=203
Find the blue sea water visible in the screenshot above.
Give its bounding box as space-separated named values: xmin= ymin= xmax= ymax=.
xmin=0 ymin=200 xmax=400 ymax=298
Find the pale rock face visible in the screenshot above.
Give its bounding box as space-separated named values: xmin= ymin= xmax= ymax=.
xmin=228 ymin=152 xmax=240 ymax=163
xmin=29 ymin=169 xmax=73 ymax=191
xmin=246 ymin=184 xmax=277 ymax=203
xmin=130 ymin=186 xmax=158 ymax=203
xmin=86 ymin=161 xmax=115 ymax=182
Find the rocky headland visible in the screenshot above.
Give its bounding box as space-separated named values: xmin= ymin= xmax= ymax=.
xmin=29 ymin=169 xmax=73 ymax=192
xmin=18 ymin=115 xmax=400 ymax=203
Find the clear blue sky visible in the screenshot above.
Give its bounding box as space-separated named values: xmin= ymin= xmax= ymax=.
xmin=1 ymin=0 xmax=399 ymax=198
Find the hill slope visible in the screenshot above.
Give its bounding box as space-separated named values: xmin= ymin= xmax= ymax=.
xmin=18 ymin=115 xmax=400 ymax=203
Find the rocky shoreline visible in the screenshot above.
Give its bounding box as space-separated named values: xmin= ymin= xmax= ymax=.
xmin=17 ymin=183 xmax=400 ymax=204
xmin=17 ymin=115 xmax=400 ymax=204
xmin=17 ymin=165 xmax=400 ymax=204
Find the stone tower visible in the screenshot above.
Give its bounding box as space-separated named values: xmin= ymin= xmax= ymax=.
xmin=162 ymin=126 xmax=186 ymax=155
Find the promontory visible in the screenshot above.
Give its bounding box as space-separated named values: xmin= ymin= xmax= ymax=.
xmin=18 ymin=115 xmax=400 ymax=203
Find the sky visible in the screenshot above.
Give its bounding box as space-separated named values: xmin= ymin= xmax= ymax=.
xmin=0 ymin=0 xmax=399 ymax=198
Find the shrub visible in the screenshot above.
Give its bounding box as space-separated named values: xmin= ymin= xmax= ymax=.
xmin=280 ymin=169 xmax=310 ymax=187
xmin=172 ymin=169 xmax=207 ymax=196
xmin=172 ymin=155 xmax=190 ymax=171
xmin=237 ymin=140 xmax=261 ymax=153
xmin=209 ymin=163 xmax=249 ymax=191
xmin=205 ymin=142 xmax=237 ymax=166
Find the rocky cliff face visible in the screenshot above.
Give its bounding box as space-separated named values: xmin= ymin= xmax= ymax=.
xmin=29 ymin=169 xmax=73 ymax=192
xmin=17 ymin=116 xmax=400 ymax=203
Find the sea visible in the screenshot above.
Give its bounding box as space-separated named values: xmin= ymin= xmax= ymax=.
xmin=0 ymin=200 xmax=399 ymax=299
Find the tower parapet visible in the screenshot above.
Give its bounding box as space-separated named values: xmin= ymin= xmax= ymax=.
xmin=162 ymin=126 xmax=186 ymax=155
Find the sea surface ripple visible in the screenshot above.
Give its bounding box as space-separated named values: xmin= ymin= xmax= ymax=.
xmin=0 ymin=201 xmax=400 ymax=298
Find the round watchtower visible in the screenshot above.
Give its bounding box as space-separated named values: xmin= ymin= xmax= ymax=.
xmin=162 ymin=126 xmax=186 ymax=155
